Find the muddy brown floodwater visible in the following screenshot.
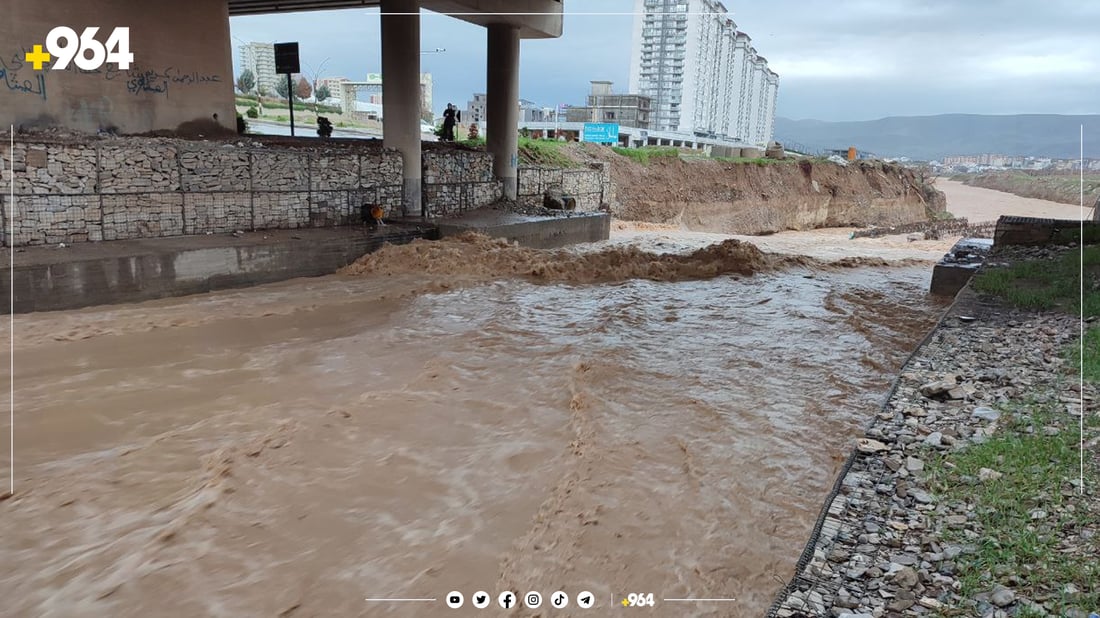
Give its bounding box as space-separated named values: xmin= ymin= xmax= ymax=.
xmin=0 ymin=240 xmax=947 ymax=617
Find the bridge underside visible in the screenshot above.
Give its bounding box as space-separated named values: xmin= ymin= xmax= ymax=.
xmin=229 ymin=0 xmax=563 ymax=213
xmin=227 ymin=0 xmax=563 ymax=38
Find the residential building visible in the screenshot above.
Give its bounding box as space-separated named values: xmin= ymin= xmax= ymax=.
xmin=628 ymin=0 xmax=778 ymax=144
xmin=238 ymin=42 xmax=278 ymax=95
xmin=520 ymin=99 xmax=557 ymax=123
xmin=466 ymin=94 xmax=557 ymax=125
xmin=466 ymin=93 xmax=488 ymax=125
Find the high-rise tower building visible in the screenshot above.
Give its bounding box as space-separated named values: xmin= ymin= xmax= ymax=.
xmin=628 ymin=0 xmax=778 ymax=144
xmin=239 ymin=42 xmax=278 ymax=95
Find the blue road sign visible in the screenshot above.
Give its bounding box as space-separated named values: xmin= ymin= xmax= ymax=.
xmin=582 ymin=123 xmax=620 ymax=143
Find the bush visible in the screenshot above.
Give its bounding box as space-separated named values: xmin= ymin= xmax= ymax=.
xmin=236 ymin=114 xmax=246 ymax=134
xmin=245 ymin=106 xmax=258 ymax=119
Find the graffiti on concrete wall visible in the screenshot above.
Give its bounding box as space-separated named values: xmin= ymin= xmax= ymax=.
xmin=1 ymin=53 xmax=47 ymax=99
xmin=3 ymin=46 xmax=221 ymax=100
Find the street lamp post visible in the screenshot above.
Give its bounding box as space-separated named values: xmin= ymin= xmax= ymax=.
xmin=303 ymin=57 xmax=332 ymax=114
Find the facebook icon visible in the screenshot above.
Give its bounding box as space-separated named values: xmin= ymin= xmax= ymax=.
xmin=498 ymin=591 xmax=515 ymax=609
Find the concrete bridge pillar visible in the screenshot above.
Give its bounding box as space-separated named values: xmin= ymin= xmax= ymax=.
xmin=381 ymin=0 xmax=422 ymax=217
xmin=487 ymin=23 xmax=520 ymax=200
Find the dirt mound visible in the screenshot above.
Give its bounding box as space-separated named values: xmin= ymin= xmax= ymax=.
xmin=340 ymin=232 xmax=772 ymax=283
xmin=603 ymin=153 xmax=945 ymax=235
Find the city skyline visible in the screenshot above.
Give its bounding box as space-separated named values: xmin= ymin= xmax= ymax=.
xmin=228 ymin=0 xmax=1099 ymax=122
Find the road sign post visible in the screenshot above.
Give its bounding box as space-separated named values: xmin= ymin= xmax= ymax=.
xmin=274 ymin=42 xmax=301 ymax=137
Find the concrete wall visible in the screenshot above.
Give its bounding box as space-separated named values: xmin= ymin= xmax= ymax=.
xmin=1 ymin=0 xmax=236 ymax=135
xmin=517 ymin=162 xmax=614 ymax=212
xmin=0 ymin=137 xmax=405 ymax=246
xmin=994 ymin=215 xmax=1100 ymax=246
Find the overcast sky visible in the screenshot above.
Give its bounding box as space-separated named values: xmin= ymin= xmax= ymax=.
xmin=229 ymin=0 xmax=1100 ymax=121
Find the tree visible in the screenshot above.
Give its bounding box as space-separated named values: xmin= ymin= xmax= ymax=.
xmin=315 ymin=84 xmax=331 ymax=104
xmin=274 ymin=77 xmax=290 ymax=100
xmin=295 ymin=76 xmax=312 ymax=101
xmin=235 ymin=69 xmax=255 ymax=94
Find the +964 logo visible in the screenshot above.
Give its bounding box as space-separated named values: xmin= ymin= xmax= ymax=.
xmin=25 ymin=26 xmax=133 ymax=71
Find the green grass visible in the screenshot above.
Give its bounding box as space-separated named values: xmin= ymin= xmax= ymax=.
xmin=1068 ymin=326 xmax=1100 ymax=383
xmin=972 ymin=246 xmax=1100 ymax=317
xmin=926 ymin=247 xmax=1100 ymax=614
xmin=517 ymin=137 xmax=577 ymax=168
xmin=611 ymin=146 xmax=680 ymax=164
xmin=923 ymin=401 xmax=1100 ymax=613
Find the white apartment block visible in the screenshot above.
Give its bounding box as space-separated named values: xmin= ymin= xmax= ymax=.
xmin=629 ymin=0 xmax=779 ymax=145
xmin=239 ymin=42 xmax=278 ymax=95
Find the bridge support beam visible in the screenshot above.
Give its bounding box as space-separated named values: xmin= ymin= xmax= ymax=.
xmin=381 ymin=0 xmax=422 ymax=217
xmin=486 ymin=23 xmax=520 ymax=201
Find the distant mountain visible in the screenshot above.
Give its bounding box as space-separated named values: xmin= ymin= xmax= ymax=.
xmin=773 ymin=114 xmax=1100 ymax=161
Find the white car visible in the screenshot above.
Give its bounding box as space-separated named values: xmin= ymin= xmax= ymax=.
xmin=420 ymin=123 xmax=436 ymax=133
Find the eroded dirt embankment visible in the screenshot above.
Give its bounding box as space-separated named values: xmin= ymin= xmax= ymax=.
xmin=594 ymin=150 xmax=945 ymax=235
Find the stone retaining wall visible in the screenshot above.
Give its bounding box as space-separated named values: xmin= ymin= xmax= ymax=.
xmin=0 ymin=137 xmax=616 ymax=247
xmin=517 ymin=161 xmax=614 ymax=212
xmin=422 ymin=150 xmax=502 ymax=217
xmin=0 ymin=138 xmax=404 ymax=247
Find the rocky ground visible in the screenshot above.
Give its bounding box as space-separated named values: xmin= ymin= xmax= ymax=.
xmin=770 ymin=245 xmax=1099 ymax=618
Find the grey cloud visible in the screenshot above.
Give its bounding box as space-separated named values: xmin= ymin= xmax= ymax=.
xmin=230 ymin=0 xmax=1099 ymax=122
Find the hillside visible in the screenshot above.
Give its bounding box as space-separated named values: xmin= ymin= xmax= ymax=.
xmin=775 ymin=114 xmax=1100 ymax=161
xmin=547 ymin=143 xmax=946 ymax=235
xmin=952 ymin=171 xmax=1100 ymax=207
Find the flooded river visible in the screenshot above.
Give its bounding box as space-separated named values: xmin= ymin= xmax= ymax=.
xmin=0 ymin=238 xmax=947 ymax=617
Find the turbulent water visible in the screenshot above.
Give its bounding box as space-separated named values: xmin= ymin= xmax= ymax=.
xmin=0 ymin=238 xmax=947 ymax=617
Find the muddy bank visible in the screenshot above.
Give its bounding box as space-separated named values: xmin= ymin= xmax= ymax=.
xmin=603 ymin=153 xmax=945 ymax=235
xmin=340 ymin=232 xmax=925 ymax=285
xmin=953 ymin=171 xmax=1100 ymax=207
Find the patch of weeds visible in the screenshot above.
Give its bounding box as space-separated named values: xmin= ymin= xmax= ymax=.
xmin=611 ymin=146 xmax=680 ymax=165
xmin=1066 ymin=326 xmax=1100 ymax=383
xmin=923 ymin=400 xmax=1100 ymax=613
xmin=972 ymin=246 xmax=1100 ymax=317
xmin=517 ymin=137 xmax=577 ymax=167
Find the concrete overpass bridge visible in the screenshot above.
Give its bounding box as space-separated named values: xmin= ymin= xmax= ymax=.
xmin=1 ymin=0 xmax=564 ymax=216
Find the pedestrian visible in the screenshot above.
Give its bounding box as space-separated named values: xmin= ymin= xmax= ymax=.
xmin=442 ymin=103 xmax=459 ymax=142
